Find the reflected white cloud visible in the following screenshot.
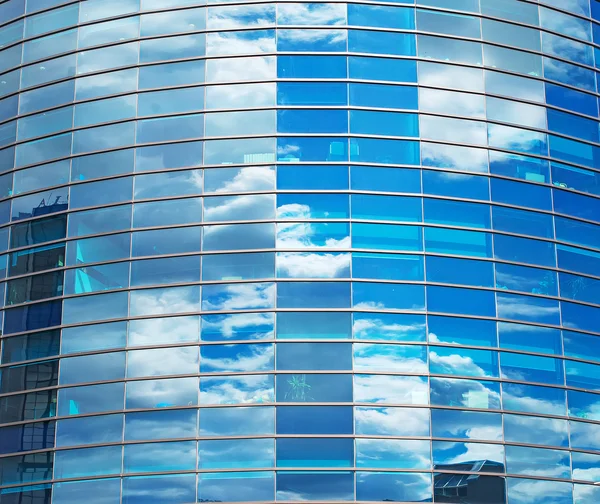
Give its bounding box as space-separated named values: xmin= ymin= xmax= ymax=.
xmin=206 ymin=29 xmax=275 ymax=56
xmin=496 ymin=295 xmax=559 ymax=321
xmin=357 ymin=438 xmax=431 ymax=469
xmin=204 ymin=193 xmax=275 ymax=222
xmin=200 ymin=374 xmax=275 ymax=404
xmin=277 ymin=3 xmax=346 ymax=25
xmin=421 ymin=142 xmax=489 ymax=173
xmin=434 ymin=441 xmax=504 ymax=467
xmin=200 ymin=343 xmax=274 ymax=372
xmin=277 ymin=251 xmax=350 ymax=278
xmin=205 ymin=166 xmax=275 ymax=193
xmin=202 ymin=282 xmax=275 ymax=311
xmin=206 ymin=82 xmax=276 ymax=110
xmin=430 ymin=350 xmax=488 ymax=377
xmin=128 ymin=316 xmax=199 ymax=347
xmin=126 ymin=377 xmax=199 ymax=409
xmin=355 ymin=406 xmax=430 ymax=436
xmin=207 ymin=4 xmax=276 ymax=30
xmin=354 ymin=343 xmax=427 ymax=373
xmin=277 ymin=28 xmax=346 ymax=47
xmin=202 ymin=312 xmax=274 ymax=340
xmin=507 ymin=477 xmax=573 ymax=504
xmin=419 ymin=88 xmax=485 ymax=118
xmin=127 ymin=346 xmax=199 ymax=378
xmin=277 ymin=221 xmax=351 ymax=249
xmin=354 ymin=374 xmax=428 ymax=404
xmin=206 ymin=55 xmax=277 ymax=82
xmin=354 ymin=315 xmax=426 ymax=341
xmin=130 ymin=285 xmax=200 ymax=317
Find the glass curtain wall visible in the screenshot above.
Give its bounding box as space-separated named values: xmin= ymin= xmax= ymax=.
xmin=0 ymin=0 xmax=599 ymax=502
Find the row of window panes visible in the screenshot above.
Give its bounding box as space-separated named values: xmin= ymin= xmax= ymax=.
xmin=2 ymin=343 xmax=600 ymax=395
xmin=1 ymin=169 xmax=598 ymax=229
xmin=4 ymin=94 xmax=600 ymax=149
xmin=3 ymin=406 xmax=599 ymax=454
xmin=1 ymin=282 xmax=597 ymax=334
xmin=2 ymin=218 xmax=598 ymax=278
xmin=2 ymin=313 xmax=599 ymax=364
xmin=2 ymin=373 xmax=600 ymax=423
xmin=1 ymin=438 xmax=599 ymax=486
xmin=2 ymin=252 xmax=599 ymax=307
xmin=3 ymin=31 xmax=600 ymax=95
xmin=1 ymin=471 xmax=599 ymax=504
xmin=3 ymin=61 xmax=599 ymax=121
xmin=1 ymin=2 xmax=597 ymax=58
xmin=1 ymin=0 xmax=599 ymax=26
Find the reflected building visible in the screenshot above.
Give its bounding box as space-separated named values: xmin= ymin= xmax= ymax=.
xmin=0 ymin=0 xmax=600 ymax=503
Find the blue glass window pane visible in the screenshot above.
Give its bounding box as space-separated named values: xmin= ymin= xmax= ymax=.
xmin=504 ymin=413 xmax=568 ymax=448
xmin=357 ymin=471 xmax=432 ymax=502
xmin=53 ymin=479 xmax=120 ymax=504
xmin=63 ymin=291 xmax=128 ymax=325
xmin=424 ymin=199 xmax=490 ymax=229
xmin=498 ymin=322 xmax=561 ymax=355
xmin=198 ymin=472 xmax=275 ymax=503
xmin=349 ymin=30 xmax=415 ymax=56
xmin=277 ymin=55 xmax=347 ymax=78
xmin=546 ymin=83 xmax=598 ymax=116
xmin=423 ymin=171 xmax=489 ymax=201
xmin=566 ymin=360 xmax=600 ymax=391
xmin=352 ymin=195 xmax=421 ymax=222
xmin=502 ymin=382 xmax=566 ymax=416
xmin=428 ymin=315 xmax=497 ymax=347
xmin=277 ymin=312 xmax=351 ymax=339
xmin=61 ymin=321 xmax=127 ymax=354
xmin=353 ymin=253 xmax=423 ymax=281
xmin=124 ymin=441 xmax=196 ymax=473
xmin=54 ymin=446 xmax=122 ymax=479
xmin=350 ymin=110 xmax=418 ymax=137
xmin=431 ymin=409 xmax=502 ymax=441
xmin=549 ymin=134 xmax=600 ymax=169
xmin=132 ymin=227 xmax=201 ymax=257
xmin=424 ymin=227 xmax=492 ymax=258
xmin=427 ymin=286 xmax=496 ymax=317
xmin=277 ymin=281 xmax=350 ymax=309
xmin=350 ymin=138 xmax=419 ymax=165
xmin=277 ymin=82 xmax=347 ymax=105
xmin=350 ymin=4 xmax=415 ymax=29
xmin=277 ymin=406 xmax=352 ymax=434
xmin=278 ymin=28 xmax=345 ymax=52
xmin=496 ymin=263 xmax=557 ymax=296
xmin=349 ymin=56 xmax=416 ymax=82
xmin=351 ymin=166 xmax=420 ymax=193
xmin=353 ymin=282 xmax=425 ymax=310
xmin=563 ymin=330 xmax=600 ymax=364
xmin=493 ymin=234 xmax=556 ymax=267
xmin=200 ymin=407 xmax=274 ymax=437
xmin=277 ymin=342 xmax=352 ymax=370
xmin=430 ymin=346 xmax=499 ymax=378
xmin=277 ymin=438 xmax=353 ymax=468
xmin=123 ymin=474 xmax=196 ymax=504
xmin=501 ymin=352 xmax=565 ymax=385
xmin=3 ymin=300 xmax=61 ymax=334
xmin=202 ymin=312 xmax=274 ymax=341
xmin=276 ymin=374 xmax=353 ymax=402
xmin=276 ymin=471 xmax=354 ymax=501
xmin=56 ymin=414 xmax=122 ymax=447
xmin=569 ymin=389 xmax=600 ymax=421
xmin=427 ymin=256 xmax=494 ymax=288
xmin=278 ymin=165 xmax=348 ymax=190
xmin=491 ymin=178 xmax=552 ymax=211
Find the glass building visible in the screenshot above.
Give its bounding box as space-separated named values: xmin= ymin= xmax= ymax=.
xmin=0 ymin=0 xmax=600 ymax=502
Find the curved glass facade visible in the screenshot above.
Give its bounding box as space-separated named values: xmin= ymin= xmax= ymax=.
xmin=1 ymin=0 xmax=600 ymax=502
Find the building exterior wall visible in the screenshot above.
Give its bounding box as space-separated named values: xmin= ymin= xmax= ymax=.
xmin=0 ymin=0 xmax=600 ymax=502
